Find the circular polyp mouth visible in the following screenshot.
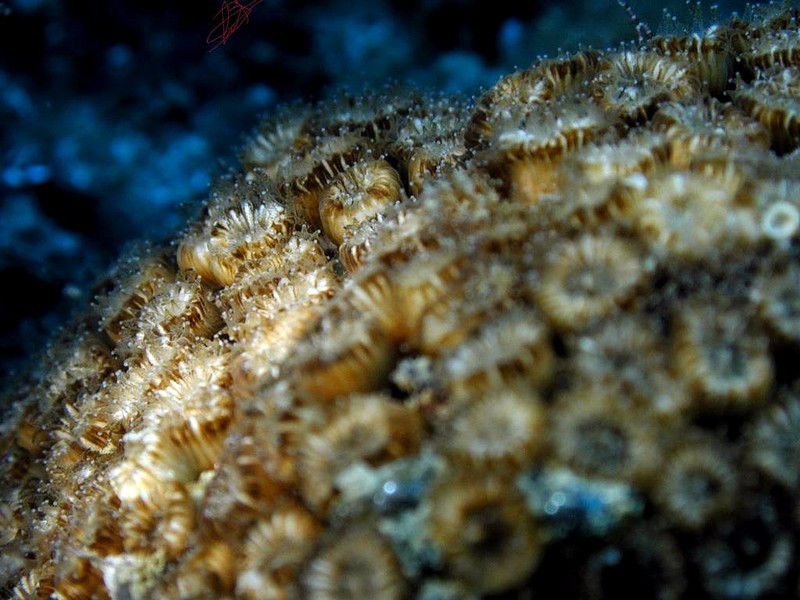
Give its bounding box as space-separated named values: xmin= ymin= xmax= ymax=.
xmin=762 ymin=201 xmax=799 ymax=241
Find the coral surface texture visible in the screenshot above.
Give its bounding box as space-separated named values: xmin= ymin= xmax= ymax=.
xmin=3 ymin=6 xmax=800 ymax=599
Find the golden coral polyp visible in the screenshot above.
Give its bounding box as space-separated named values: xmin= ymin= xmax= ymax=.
xmin=237 ymin=505 xmax=321 ymax=599
xmin=119 ymin=480 xmax=194 ymax=559
xmin=549 ymin=385 xmax=663 ymax=485
xmin=492 ymin=100 xmax=610 ymax=204
xmin=297 ymin=393 xmax=423 ymax=512
xmin=426 ymin=473 xmax=543 ymax=594
xmin=389 ymin=248 xmax=467 ymax=341
xmin=112 ymin=409 xmax=231 ymax=510
xmin=240 ymin=108 xmax=312 ymax=177
xmin=746 ymin=389 xmax=800 ymax=490
xmin=99 ymin=251 xmax=175 ymax=343
xmin=651 ymin=434 xmax=738 ymax=530
xmin=652 ymin=98 xmax=771 ymax=169
xmin=591 ymin=51 xmax=700 ymax=123
xmin=735 ymin=65 xmax=800 ymax=154
xmin=557 ymin=131 xmax=668 ymax=228
xmin=756 ymin=262 xmax=800 ymax=343
xmin=441 ymin=384 xmax=547 ymax=469
xmin=301 ymin=527 xmax=406 ymax=600
xmin=416 ymin=260 xmax=517 ymax=354
xmin=567 ymin=314 xmax=692 ymax=421
xmin=171 ymin=538 xmax=237 ymax=599
xmin=132 ymin=273 xmax=223 ymax=346
xmin=282 ymin=132 xmax=371 ymax=229
xmin=533 ymin=234 xmax=648 ymax=331
xmin=318 ymin=159 xmax=402 ymax=245
xmin=177 ymin=198 xmax=293 ymax=286
xmin=744 ymin=28 xmax=800 ymax=73
xmin=633 ymin=168 xmax=752 ymax=260
xmin=465 ymin=51 xmax=600 ymax=149
xmin=293 ymin=316 xmax=396 ymax=403
xmin=443 ymin=308 xmax=554 ymax=396
xmin=491 ymin=100 xmax=609 ymax=163
xmin=218 ymin=247 xmax=334 ymax=329
xmin=650 ymin=30 xmax=734 ymax=96
xmin=53 ymin=554 xmax=106 ymax=600
xmin=671 ymin=301 xmax=774 ymax=411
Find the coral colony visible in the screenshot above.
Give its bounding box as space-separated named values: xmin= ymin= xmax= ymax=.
xmin=3 ymin=3 xmax=800 ymax=599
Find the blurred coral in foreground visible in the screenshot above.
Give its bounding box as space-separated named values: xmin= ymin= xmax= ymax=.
xmin=3 ymin=4 xmax=800 ymax=599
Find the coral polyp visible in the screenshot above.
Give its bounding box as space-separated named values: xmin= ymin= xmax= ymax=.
xmin=3 ymin=6 xmax=800 ymax=599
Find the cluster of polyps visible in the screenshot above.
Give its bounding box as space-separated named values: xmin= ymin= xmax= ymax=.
xmin=3 ymin=6 xmax=800 ymax=599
